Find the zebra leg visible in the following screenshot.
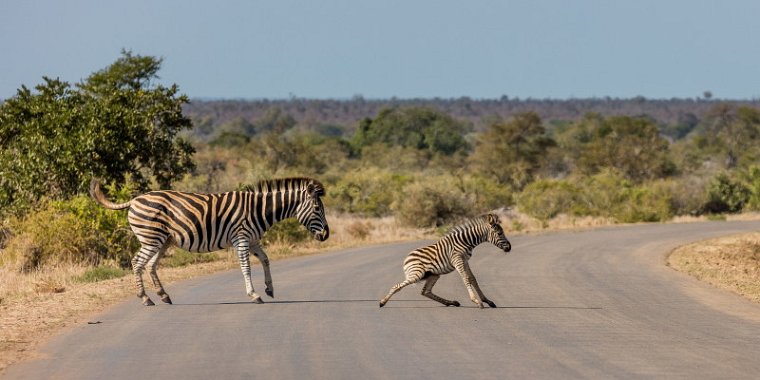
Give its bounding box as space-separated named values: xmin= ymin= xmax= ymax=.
xmin=233 ymin=237 xmax=263 ymax=304
xmin=132 ymin=244 xmax=160 ymax=306
xmin=147 ymin=243 xmax=172 ymax=304
xmin=470 ymin=275 xmax=496 ymax=308
xmin=379 ymin=273 xmax=423 ymax=307
xmin=421 ymin=274 xmax=460 ymax=307
xmin=251 ymin=240 xmax=274 ymax=298
xmin=452 ymin=254 xmax=484 ymax=309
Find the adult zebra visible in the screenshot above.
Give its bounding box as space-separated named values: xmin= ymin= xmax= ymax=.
xmin=379 ymin=213 xmax=511 ymax=308
xmin=90 ymin=177 xmax=330 ymax=306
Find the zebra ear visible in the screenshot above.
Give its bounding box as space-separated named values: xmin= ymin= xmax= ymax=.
xmin=486 ymin=213 xmax=500 ymax=226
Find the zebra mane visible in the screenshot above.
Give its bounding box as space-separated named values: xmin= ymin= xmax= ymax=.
xmin=446 ymin=214 xmax=497 ymax=236
xmin=243 ymin=177 xmax=325 ymax=196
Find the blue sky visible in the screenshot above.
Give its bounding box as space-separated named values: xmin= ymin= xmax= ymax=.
xmin=2 ymin=1 xmax=759 ymax=100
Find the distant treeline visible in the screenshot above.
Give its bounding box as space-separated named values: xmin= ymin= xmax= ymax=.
xmin=184 ymin=96 xmax=760 ymax=137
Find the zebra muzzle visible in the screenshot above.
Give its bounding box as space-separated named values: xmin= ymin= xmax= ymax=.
xmin=315 ymin=227 xmax=330 ymax=241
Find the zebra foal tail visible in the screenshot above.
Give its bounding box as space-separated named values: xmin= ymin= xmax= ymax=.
xmin=89 ymin=179 xmax=132 ymax=210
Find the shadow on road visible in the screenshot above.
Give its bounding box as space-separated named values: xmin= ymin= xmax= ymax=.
xmin=169 ymin=300 xmax=602 ymax=309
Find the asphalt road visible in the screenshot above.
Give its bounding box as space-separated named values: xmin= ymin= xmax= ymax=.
xmin=5 ymin=221 xmax=760 ymax=379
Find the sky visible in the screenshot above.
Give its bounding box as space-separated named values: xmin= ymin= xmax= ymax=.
xmin=2 ymin=1 xmax=760 ymax=100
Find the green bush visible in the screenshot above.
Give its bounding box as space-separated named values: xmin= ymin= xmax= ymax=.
xmin=703 ymin=172 xmax=749 ymax=214
xmin=613 ymin=185 xmax=673 ymax=223
xmin=517 ymin=179 xmax=579 ymax=221
xmin=2 ymin=194 xmax=138 ymax=271
xmin=326 ymin=168 xmax=411 ymax=217
xmin=393 ymin=177 xmax=476 ymax=228
xmin=162 ymin=249 xmax=219 ymax=268
xmin=741 ymin=165 xmax=760 ymax=211
xmin=75 ymin=266 xmax=130 ymax=283
xmin=262 ymin=218 xmax=311 ymax=245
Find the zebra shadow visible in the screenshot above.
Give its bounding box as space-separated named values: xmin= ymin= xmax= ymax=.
xmin=171 ymin=299 xmax=382 ymax=306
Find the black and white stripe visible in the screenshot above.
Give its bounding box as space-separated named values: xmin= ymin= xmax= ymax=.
xmin=379 ymin=213 xmax=511 ymax=308
xmin=91 ymin=177 xmax=329 ymax=306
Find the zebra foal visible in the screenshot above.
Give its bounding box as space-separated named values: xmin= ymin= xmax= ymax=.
xmin=91 ymin=177 xmax=330 ymax=306
xmin=379 ymin=213 xmax=511 ymax=308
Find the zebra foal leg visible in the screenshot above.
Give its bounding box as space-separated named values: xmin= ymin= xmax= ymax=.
xmin=421 ymin=274 xmax=460 ymax=307
xmin=234 ymin=237 xmax=264 ymax=304
xmin=452 ymin=254 xmax=484 ymax=308
xmin=470 ymin=275 xmax=496 ymax=308
xmin=379 ymin=273 xmax=423 ymax=307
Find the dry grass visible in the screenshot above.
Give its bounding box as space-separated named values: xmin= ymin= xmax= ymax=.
xmin=668 ymin=232 xmax=760 ymax=303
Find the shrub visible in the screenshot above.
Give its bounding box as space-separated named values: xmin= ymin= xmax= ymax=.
xmin=2 ymin=194 xmax=138 ymax=271
xmin=262 ymin=218 xmax=311 ymax=245
xmin=614 ymin=185 xmax=673 ymax=223
xmin=517 ymin=179 xmax=579 ymax=221
xmin=75 ymin=266 xmax=130 ymax=283
xmin=326 ymin=168 xmax=411 ymax=217
xmin=393 ymin=177 xmax=476 ymax=228
xmin=741 ymin=165 xmax=760 ymax=211
xmin=703 ymin=172 xmax=749 ymax=214
xmin=162 ymin=249 xmax=219 ymax=268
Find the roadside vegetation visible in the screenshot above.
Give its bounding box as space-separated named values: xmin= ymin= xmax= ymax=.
xmin=669 ymin=232 xmax=760 ymax=303
xmin=2 ymin=51 xmax=760 ymax=371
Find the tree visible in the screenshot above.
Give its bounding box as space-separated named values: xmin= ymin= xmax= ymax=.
xmin=351 ymin=106 xmax=471 ymax=156
xmin=0 ymin=50 xmax=195 ymax=216
xmin=468 ymin=112 xmax=555 ymax=189
xmin=573 ymin=114 xmax=674 ymax=182
xmin=702 ymin=105 xmax=760 ymax=169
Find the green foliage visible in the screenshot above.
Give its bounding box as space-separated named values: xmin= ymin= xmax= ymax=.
xmin=75 ymin=266 xmax=130 ymax=283
xmin=248 ymin=132 xmax=351 ymax=175
xmin=209 ymin=131 xmax=251 ymax=147
xmin=699 ymin=105 xmax=760 ymax=169
xmin=516 ymin=170 xmax=675 ymax=224
xmin=326 ymin=168 xmax=411 ymax=217
xmin=262 ymin=218 xmax=311 ymax=245
xmin=573 ymin=114 xmax=674 ymax=182
xmin=2 ymin=194 xmax=138 ymax=271
xmin=162 ymin=249 xmax=219 ymax=268
xmin=351 ymin=106 xmax=471 ymax=155
xmin=0 ymin=50 xmax=195 ymax=216
xmin=392 ymin=177 xmax=476 ymax=228
xmin=703 ymin=172 xmax=749 ymax=214
xmin=517 ymin=179 xmax=580 ymax=221
xmin=741 ymin=165 xmax=760 ymax=211
xmin=469 ymin=112 xmax=556 ymax=189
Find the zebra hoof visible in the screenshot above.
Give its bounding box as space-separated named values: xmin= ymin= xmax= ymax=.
xmin=486 ymin=300 xmax=496 ymax=308
xmin=265 ymin=288 xmax=274 ymax=298
xmin=251 ymin=296 xmax=264 ymax=304
xmin=450 ymin=301 xmax=461 ymax=307
xmin=143 ymin=298 xmax=155 ymax=306
xmin=379 ymin=302 xmax=385 ymax=308
xmin=161 ymin=295 xmax=173 ymax=304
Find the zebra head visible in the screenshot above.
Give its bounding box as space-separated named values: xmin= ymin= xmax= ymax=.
xmin=295 ymin=180 xmax=330 ymax=242
xmin=485 ymin=214 xmax=511 ymax=253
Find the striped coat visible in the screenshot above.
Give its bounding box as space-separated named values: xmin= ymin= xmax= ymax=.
xmin=379 ymin=213 xmax=511 ymax=308
xmin=91 ymin=177 xmax=329 ymax=306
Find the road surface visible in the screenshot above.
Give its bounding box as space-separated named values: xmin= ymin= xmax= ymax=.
xmin=5 ymin=221 xmax=760 ymax=379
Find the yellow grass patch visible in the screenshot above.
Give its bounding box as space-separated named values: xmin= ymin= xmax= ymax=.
xmin=668 ymin=232 xmax=760 ymax=303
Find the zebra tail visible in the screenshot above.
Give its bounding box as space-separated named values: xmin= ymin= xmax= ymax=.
xmin=89 ymin=179 xmax=131 ymax=210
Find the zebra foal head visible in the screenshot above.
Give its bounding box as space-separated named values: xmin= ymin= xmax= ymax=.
xmin=485 ymin=213 xmax=511 ymax=253
xmin=295 ymin=180 xmax=330 ymax=242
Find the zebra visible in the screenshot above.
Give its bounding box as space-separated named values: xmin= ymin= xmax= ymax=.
xmin=90 ymin=177 xmax=330 ymax=306
xmin=379 ymin=213 xmax=511 ymax=308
